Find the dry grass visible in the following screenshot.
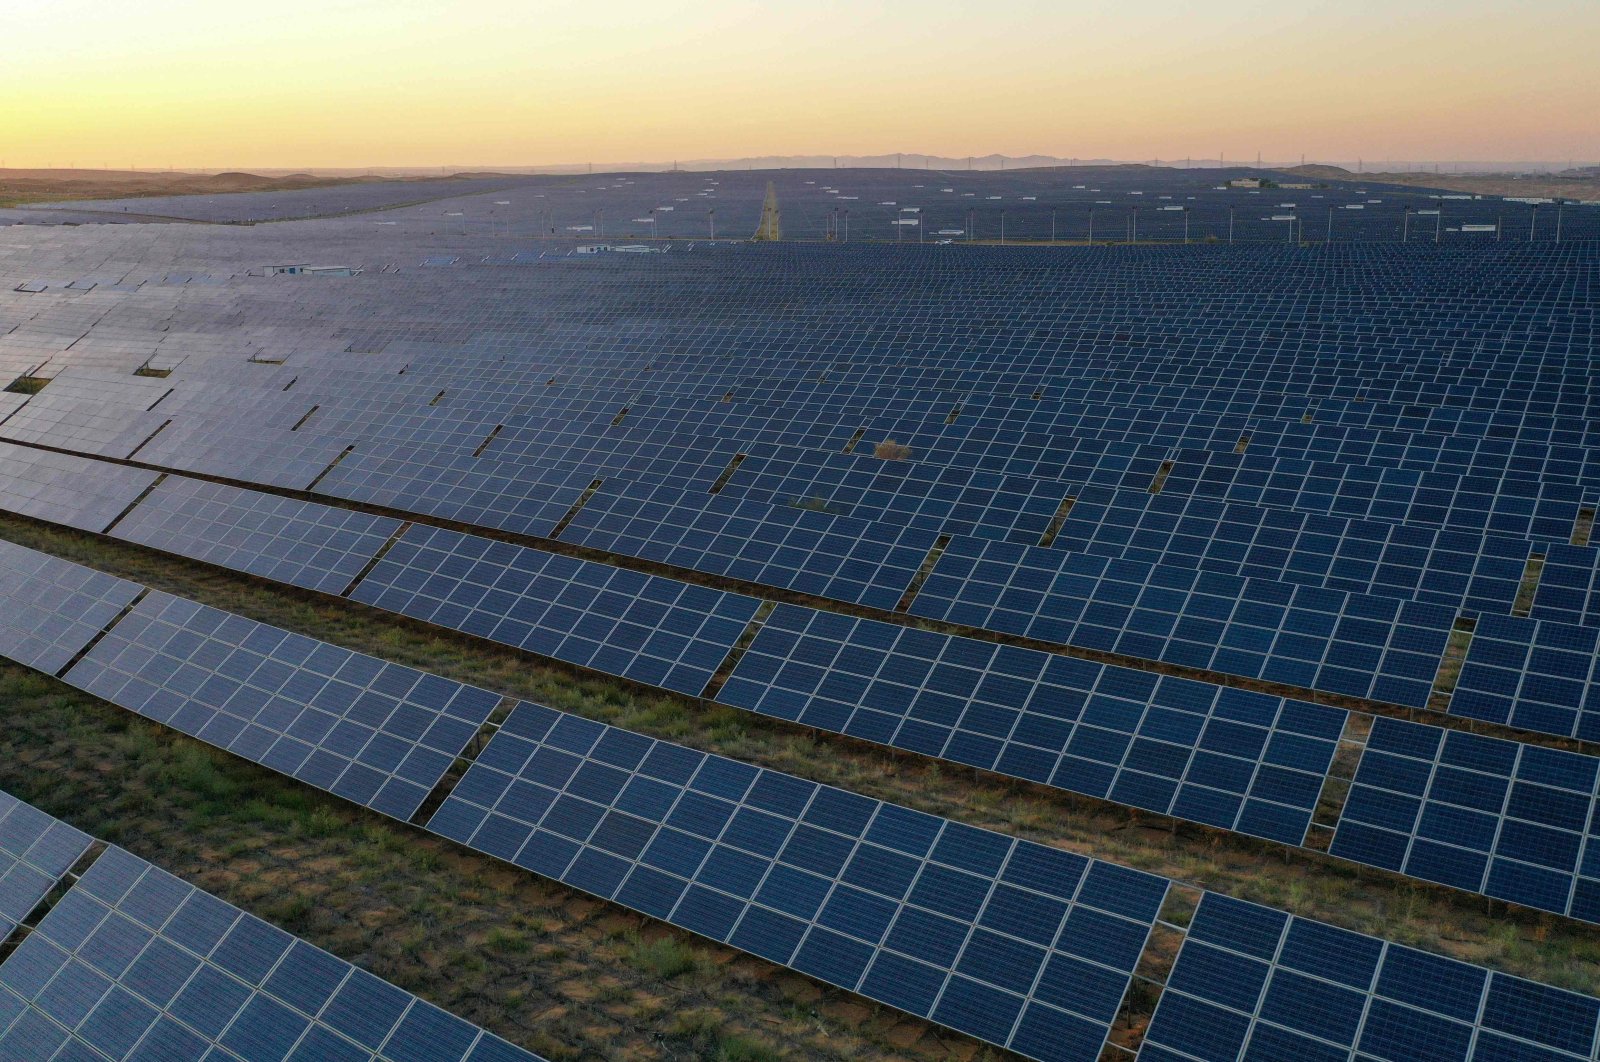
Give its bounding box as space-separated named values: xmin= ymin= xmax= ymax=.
xmin=872 ymin=440 xmax=913 ymax=461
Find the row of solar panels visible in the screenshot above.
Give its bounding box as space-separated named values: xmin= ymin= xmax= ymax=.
xmin=11 ymin=363 xmax=1596 ymax=620
xmin=75 ymin=353 xmax=1600 ymax=499
xmin=5 ymin=540 xmax=1600 ymax=1061
xmin=9 ymin=247 xmax=1600 ymax=416
xmin=0 ymin=790 xmax=542 ymax=1061
xmin=10 ymin=396 xmax=1600 ymax=750
xmin=13 ymin=165 xmax=1594 ymax=242
xmin=8 ymin=448 xmax=1600 ymax=928
xmin=17 ymin=354 xmax=1599 ymax=611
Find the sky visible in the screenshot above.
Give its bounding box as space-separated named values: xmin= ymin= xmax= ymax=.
xmin=3 ymin=0 xmax=1596 ymax=170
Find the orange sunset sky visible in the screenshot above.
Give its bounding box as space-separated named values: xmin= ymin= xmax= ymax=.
xmin=5 ymin=0 xmax=1597 ymax=170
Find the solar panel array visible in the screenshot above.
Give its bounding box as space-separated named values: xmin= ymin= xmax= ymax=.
xmin=1450 ymin=614 xmax=1600 ymax=742
xmin=9 ymin=166 xmax=1596 ymax=241
xmin=4 ymin=175 xmax=1600 ymax=1056
xmin=1140 ymin=892 xmax=1600 ymax=1062
xmin=908 ymin=536 xmax=1456 ymax=707
xmin=1331 ymin=716 xmax=1600 ymax=922
xmin=0 ymin=441 xmax=157 ymax=534
xmin=347 ymin=524 xmax=763 ymax=696
xmin=3 ymin=543 xmax=1600 ymax=1058
xmin=62 ymin=591 xmax=502 ymax=820
xmin=0 ymin=539 xmax=142 ymax=675
xmin=108 ymin=476 xmax=404 ymax=595
xmin=558 ymin=480 xmax=939 ymax=611
xmin=0 ymin=799 xmax=543 ymax=1061
xmin=0 ymin=793 xmax=91 ymax=941
xmin=428 ymin=701 xmax=1170 ymax=1062
xmin=718 ymin=605 xmax=1343 ymax=845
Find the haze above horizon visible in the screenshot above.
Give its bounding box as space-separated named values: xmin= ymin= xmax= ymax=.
xmin=5 ymin=0 xmax=1596 ymax=170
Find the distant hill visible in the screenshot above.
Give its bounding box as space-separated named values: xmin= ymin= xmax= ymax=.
xmin=1283 ymin=164 xmax=1600 ymax=201
xmin=0 ymin=168 xmax=508 ymax=209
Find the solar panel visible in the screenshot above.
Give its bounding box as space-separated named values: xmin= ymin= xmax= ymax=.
xmin=0 ymin=844 xmax=544 ymax=1061
xmin=909 ymin=536 xmax=1456 ymax=707
xmin=1449 ymin=613 xmax=1600 ymax=741
xmin=1042 ymin=484 xmax=1534 ymax=617
xmin=347 ymin=524 xmax=763 ymax=696
xmin=1330 ymin=715 xmax=1600 ymax=923
xmin=0 ymin=792 xmax=92 ymax=941
xmin=61 ymin=591 xmax=501 ymax=820
xmin=557 ymin=479 xmax=937 ymax=611
xmin=109 ymin=475 xmax=403 ymax=595
xmin=1139 ymin=891 xmax=1600 ymax=1062
xmin=427 ymin=700 xmax=1170 ymax=1062
xmin=0 ymin=441 xmax=159 ymax=534
xmin=1530 ymin=543 xmax=1600 ymax=629
xmin=717 ymin=605 xmax=1344 ymax=845
xmin=0 ymin=540 xmax=143 ymax=675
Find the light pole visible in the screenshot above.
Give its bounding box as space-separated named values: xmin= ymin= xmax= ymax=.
xmin=1555 ymin=199 xmax=1565 ymax=243
xmin=1326 ymin=206 xmax=1333 ymax=243
xmin=708 ymin=208 xmax=715 ymax=240
xmin=1183 ymin=207 xmax=1190 ymax=244
xmin=1287 ymin=206 xmax=1296 ymax=244
xmin=1088 ymin=208 xmax=1095 ymax=245
xmin=1228 ymin=207 xmax=1234 ymax=245
xmin=1051 ymin=208 xmax=1056 ymax=243
xmin=1000 ymin=211 xmax=1005 ymax=245
xmin=1529 ymin=205 xmax=1536 ymax=243
xmin=1130 ymin=206 xmax=1138 ymax=243
xmin=1434 ymin=208 xmax=1442 ymax=243
xmin=1402 ymin=208 xmax=1411 ymax=242
xmin=843 ymin=209 xmax=849 ymax=242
